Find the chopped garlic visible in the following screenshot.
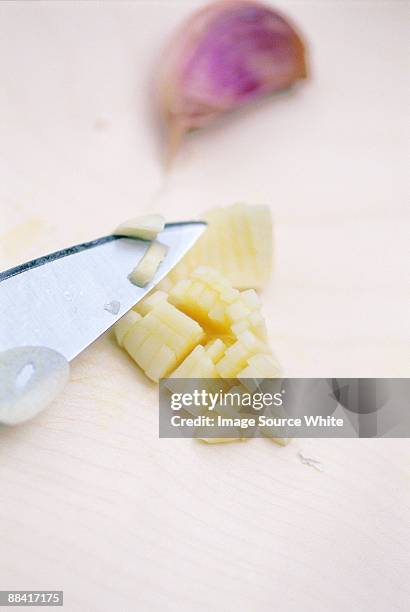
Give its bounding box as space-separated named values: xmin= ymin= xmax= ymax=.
xmin=114 ymin=214 xmax=165 ymax=241
xmin=114 ymin=244 xmax=286 ymax=446
xmin=134 ymin=290 xmax=168 ymax=316
xmin=117 ymin=297 xmax=204 ymax=382
xmin=169 ymin=266 xmax=266 ymax=339
xmin=129 ymin=242 xmax=168 ymax=288
xmin=164 ymin=204 xmax=272 ymax=290
xmin=114 ymin=311 xmax=142 ymax=347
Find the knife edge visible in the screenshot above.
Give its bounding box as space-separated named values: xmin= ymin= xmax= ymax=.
xmin=0 ymin=221 xmax=206 ymax=283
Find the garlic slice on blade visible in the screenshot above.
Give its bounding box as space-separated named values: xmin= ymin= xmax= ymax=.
xmin=0 ymin=347 xmax=69 ymax=426
xmin=129 ymin=242 xmax=169 ymax=287
xmin=114 ymin=214 xmax=165 ymax=241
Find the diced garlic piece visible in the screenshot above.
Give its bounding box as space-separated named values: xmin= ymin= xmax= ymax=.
xmin=226 ymin=300 xmax=251 ymax=322
xmin=114 ymin=214 xmax=165 ymax=240
xmin=169 ymin=345 xmax=205 ymax=378
xmin=168 ymin=279 xmax=192 ymax=302
xmin=248 ymin=312 xmax=267 ymax=338
xmin=238 ymin=354 xmax=281 ymax=391
xmin=198 ymin=287 xmax=218 ymax=311
xmin=170 ymin=274 xmax=221 ymax=329
xmin=191 ymin=266 xmax=234 ymax=293
xmin=231 ymin=310 xmax=267 ymax=339
xmin=170 ymin=345 xmax=219 ymax=379
xmin=169 ymin=266 xmax=267 ymax=342
xmin=187 ymin=280 xmax=205 ymax=300
xmin=134 ymin=290 xmax=168 ymax=316
xmin=240 ymin=289 xmax=261 ymax=310
xmin=156 ymin=275 xmax=174 ymax=293
xmin=204 ymin=338 xmax=226 ymax=363
xmin=153 ymin=302 xmax=201 ymax=340
xmin=216 ymin=331 xmax=268 ymax=378
xmin=208 ymin=304 xmax=229 ymax=328
xmin=129 ymin=241 xmax=168 ymax=287
xmin=120 ymin=300 xmax=204 ymax=382
xmin=145 ymin=345 xmax=177 ymax=382
xmin=114 ymin=311 xmax=142 ymax=347
xmin=230 ymin=319 xmax=249 ymax=336
xmin=219 ymin=287 xmax=240 ymax=305
xmin=123 ymin=319 xmax=152 ymax=356
xmin=137 ymin=335 xmax=165 ymax=370
xmin=236 ymin=329 xmax=267 ymax=353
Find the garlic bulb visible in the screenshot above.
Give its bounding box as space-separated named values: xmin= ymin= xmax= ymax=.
xmin=159 ymin=0 xmax=307 ymax=157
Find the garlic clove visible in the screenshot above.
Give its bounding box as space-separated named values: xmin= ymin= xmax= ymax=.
xmin=159 ymin=1 xmax=308 ymax=158
xmin=0 ymin=346 xmax=69 ymax=426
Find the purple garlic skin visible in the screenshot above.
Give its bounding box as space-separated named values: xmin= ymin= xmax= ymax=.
xmin=159 ymin=1 xmax=308 ymax=157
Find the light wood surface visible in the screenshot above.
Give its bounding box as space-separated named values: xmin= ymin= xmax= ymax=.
xmin=0 ymin=2 xmax=408 ymax=611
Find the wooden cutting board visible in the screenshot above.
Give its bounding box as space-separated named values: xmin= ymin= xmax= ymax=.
xmin=0 ymin=2 xmax=408 ymax=611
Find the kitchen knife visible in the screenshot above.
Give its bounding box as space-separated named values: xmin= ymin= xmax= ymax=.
xmin=0 ymin=221 xmax=206 ymax=361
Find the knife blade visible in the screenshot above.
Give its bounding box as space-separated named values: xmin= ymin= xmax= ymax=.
xmin=0 ymin=221 xmax=206 ymax=361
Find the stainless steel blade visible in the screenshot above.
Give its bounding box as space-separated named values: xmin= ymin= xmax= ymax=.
xmin=0 ymin=221 xmax=206 ymax=361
